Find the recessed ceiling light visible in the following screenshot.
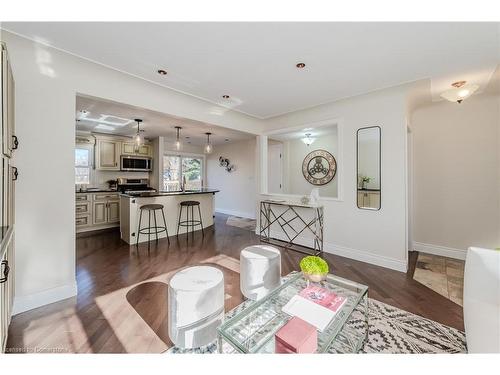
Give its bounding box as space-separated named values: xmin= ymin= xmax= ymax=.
xmin=157 ymin=69 xmax=167 ymax=75
xmin=222 ymin=95 xmax=230 ymax=99
xmin=296 ymin=62 xmax=306 ymax=69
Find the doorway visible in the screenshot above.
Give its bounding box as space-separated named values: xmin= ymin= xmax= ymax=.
xmin=267 ymin=143 xmax=283 ymax=194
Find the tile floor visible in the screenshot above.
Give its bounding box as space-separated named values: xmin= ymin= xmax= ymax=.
xmin=413 ymin=253 xmax=465 ymax=306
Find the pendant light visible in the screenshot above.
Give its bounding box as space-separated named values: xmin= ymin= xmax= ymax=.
xmin=204 ymin=132 xmax=213 ymax=154
xmin=301 ymin=133 xmax=315 ymax=146
xmin=440 ymin=81 xmax=479 ymax=104
xmin=133 ymin=119 xmax=144 ymax=150
xmin=174 ymin=126 xmax=182 ymax=151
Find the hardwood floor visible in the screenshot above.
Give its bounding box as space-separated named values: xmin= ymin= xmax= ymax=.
xmin=6 ymin=213 xmax=464 ymax=353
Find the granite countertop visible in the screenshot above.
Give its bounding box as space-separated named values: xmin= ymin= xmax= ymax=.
xmin=76 ymin=189 xmax=119 ymax=193
xmin=121 ymin=188 xmax=220 ymax=198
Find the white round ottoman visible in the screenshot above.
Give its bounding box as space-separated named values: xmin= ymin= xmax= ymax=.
xmin=168 ymin=266 xmax=224 ymax=349
xmin=240 ymin=245 xmax=281 ymax=301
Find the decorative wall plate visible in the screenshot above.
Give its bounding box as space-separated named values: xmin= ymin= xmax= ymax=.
xmin=302 ymin=150 xmax=337 ymax=186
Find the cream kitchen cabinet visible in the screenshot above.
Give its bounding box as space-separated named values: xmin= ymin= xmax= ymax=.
xmin=122 ymin=142 xmax=152 ymax=157
xmin=76 ymin=192 xmax=120 ymax=233
xmin=92 ymin=193 xmax=119 ymax=226
xmin=97 ymin=139 xmax=121 ymax=170
xmin=0 ymin=42 xmax=16 ymax=353
xmin=1 ymin=43 xmax=17 ymax=159
xmin=0 ymin=228 xmax=14 ymax=353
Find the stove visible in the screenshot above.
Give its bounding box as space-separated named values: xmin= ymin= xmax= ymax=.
xmin=116 ymin=178 xmax=156 ymax=194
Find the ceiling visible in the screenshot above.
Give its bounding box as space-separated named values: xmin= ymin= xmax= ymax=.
xmin=269 ymin=124 xmax=337 ymax=142
xmin=76 ymin=95 xmax=254 ymax=146
xmin=3 ymin=22 xmax=500 ymax=118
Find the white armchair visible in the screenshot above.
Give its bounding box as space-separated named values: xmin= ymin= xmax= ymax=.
xmin=463 ymin=247 xmax=500 ymax=353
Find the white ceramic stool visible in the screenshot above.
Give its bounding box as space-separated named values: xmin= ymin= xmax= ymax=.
xmin=240 ymin=245 xmax=281 ymax=300
xmin=168 ymin=266 xmax=224 ymax=349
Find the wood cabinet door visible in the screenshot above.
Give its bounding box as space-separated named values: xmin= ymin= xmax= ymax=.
xmin=93 ymin=201 xmax=107 ymax=225
xmin=122 ymin=142 xmax=150 ymax=156
xmin=98 ymin=140 xmax=120 ymax=170
xmin=107 ymin=201 xmax=120 ymax=223
xmin=122 ymin=142 xmax=136 ymax=155
xmin=137 ymin=145 xmax=151 ymax=156
xmin=1 ymin=47 xmax=11 ymax=158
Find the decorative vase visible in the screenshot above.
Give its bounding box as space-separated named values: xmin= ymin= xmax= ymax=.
xmin=302 ymin=272 xmax=327 ymax=283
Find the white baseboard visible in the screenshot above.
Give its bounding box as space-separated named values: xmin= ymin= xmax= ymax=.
xmin=215 ymin=208 xmax=256 ymax=220
xmin=261 ymin=229 xmax=407 ymax=273
xmin=413 ymin=241 xmax=467 ymax=260
xmin=12 ymin=282 xmax=78 ymax=315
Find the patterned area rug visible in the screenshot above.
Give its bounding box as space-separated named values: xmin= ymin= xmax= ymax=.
xmin=226 ymin=216 xmax=256 ymax=231
xmin=168 ymin=286 xmax=466 ymax=354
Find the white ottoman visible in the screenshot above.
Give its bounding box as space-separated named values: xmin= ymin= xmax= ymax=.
xmin=168 ymin=266 xmax=224 ymax=349
xmin=240 ymin=245 xmax=281 ymax=300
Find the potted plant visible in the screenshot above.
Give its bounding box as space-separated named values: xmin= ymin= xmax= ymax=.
xmin=300 ymin=256 xmax=329 ymax=283
xmin=358 ymin=174 xmax=371 ymax=189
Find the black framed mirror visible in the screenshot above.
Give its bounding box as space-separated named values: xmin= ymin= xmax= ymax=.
xmin=356 ymin=126 xmax=381 ymax=210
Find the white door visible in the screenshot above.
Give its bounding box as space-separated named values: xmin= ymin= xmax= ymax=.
xmin=268 ymin=144 xmax=283 ymax=194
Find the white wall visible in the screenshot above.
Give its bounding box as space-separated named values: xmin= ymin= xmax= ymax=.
xmin=276 ymin=129 xmax=339 ymax=197
xmin=206 ymin=139 xmax=257 ymax=219
xmin=261 ymin=85 xmax=409 ymax=272
xmin=2 ymin=30 xmax=261 ymax=314
xmin=411 ymin=94 xmax=500 ymax=257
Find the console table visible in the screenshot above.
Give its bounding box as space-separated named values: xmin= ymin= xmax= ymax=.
xmin=259 ymin=199 xmax=324 ymax=256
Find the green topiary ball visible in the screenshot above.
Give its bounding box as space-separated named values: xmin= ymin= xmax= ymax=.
xmin=300 ymin=256 xmax=329 ymax=275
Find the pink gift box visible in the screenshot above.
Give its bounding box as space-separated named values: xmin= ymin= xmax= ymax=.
xmin=275 ymin=317 xmax=318 ymax=354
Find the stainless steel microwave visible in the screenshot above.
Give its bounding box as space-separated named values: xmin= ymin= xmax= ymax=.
xmin=120 ymin=155 xmax=152 ymax=172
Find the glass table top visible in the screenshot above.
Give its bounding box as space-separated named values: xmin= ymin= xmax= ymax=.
xmin=218 ymin=271 xmax=368 ymax=353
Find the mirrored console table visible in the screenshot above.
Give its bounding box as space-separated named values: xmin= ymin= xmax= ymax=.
xmin=259 ymin=199 xmax=324 ymax=256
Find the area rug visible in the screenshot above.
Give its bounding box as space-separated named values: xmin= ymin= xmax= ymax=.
xmin=413 ymin=253 xmax=465 ymax=306
xmin=226 ymin=216 xmax=256 ymax=231
xmin=167 ymin=277 xmax=467 ymax=354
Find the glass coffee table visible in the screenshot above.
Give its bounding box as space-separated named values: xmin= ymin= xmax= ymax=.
xmin=217 ymin=271 xmax=369 ymax=353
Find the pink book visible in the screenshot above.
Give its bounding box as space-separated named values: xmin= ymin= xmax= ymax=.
xmin=299 ymin=285 xmax=346 ymax=313
xmin=275 ymin=317 xmax=317 ymax=354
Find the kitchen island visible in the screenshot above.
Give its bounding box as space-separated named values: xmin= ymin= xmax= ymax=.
xmin=119 ymin=188 xmax=219 ymax=244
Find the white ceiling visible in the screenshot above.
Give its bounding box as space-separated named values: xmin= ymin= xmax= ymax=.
xmin=4 ymin=22 xmax=500 ymax=118
xmin=269 ymin=124 xmax=337 ymax=142
xmin=76 ymin=95 xmax=254 ymax=146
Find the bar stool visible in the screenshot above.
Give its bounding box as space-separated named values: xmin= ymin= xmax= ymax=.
xmin=177 ymin=200 xmax=204 ymax=237
xmin=136 ymin=204 xmax=170 ymax=251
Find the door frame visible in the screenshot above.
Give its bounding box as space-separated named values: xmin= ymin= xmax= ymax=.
xmin=267 ymin=143 xmax=284 ymax=193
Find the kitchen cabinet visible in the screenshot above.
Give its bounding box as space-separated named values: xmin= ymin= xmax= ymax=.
xmin=1 ymin=44 xmax=16 ymax=159
xmin=0 ymin=42 xmax=15 ymax=353
xmin=122 ymin=142 xmax=152 ymax=157
xmin=97 ymin=139 xmax=121 ymax=170
xmin=0 ymin=228 xmax=14 ymax=353
xmin=93 ymin=201 xmax=107 ymax=225
xmin=76 ymin=192 xmax=120 ymax=232
xmin=107 ymin=201 xmax=120 ymax=223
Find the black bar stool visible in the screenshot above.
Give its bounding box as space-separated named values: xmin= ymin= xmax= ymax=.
xmin=177 ymin=200 xmax=204 ymax=238
xmin=136 ymin=204 xmax=170 ymax=251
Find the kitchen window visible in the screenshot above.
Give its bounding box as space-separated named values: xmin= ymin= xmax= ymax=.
xmin=163 ymin=154 xmax=204 ymax=191
xmin=75 ymin=147 xmax=92 ymax=185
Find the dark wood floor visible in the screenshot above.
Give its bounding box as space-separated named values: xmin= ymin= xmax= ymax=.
xmin=6 ymin=213 xmax=464 ymax=353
